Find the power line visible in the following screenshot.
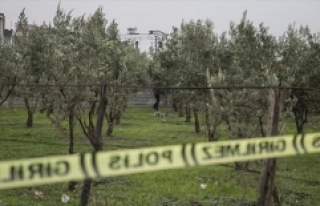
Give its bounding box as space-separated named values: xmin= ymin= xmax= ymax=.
xmin=3 ymin=84 xmax=320 ymax=90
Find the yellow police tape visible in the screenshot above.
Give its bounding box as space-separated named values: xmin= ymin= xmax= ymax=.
xmin=1 ymin=132 xmax=320 ymax=190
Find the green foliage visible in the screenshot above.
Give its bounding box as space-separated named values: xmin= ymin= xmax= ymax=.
xmin=2 ymin=5 xmax=320 ymax=205
xmin=1 ymin=4 xmax=150 ymax=140
xmin=0 ymin=46 xmax=20 ymax=105
xmin=15 ymin=8 xmax=28 ymax=35
xmin=152 ymin=11 xmax=320 ymax=141
xmin=204 ymin=11 xmax=314 ymax=140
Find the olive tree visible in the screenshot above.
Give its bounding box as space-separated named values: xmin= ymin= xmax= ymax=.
xmin=205 ymin=12 xmax=300 ymax=205
xmin=74 ymin=7 xmax=149 ymax=205
xmin=0 ymin=43 xmax=19 ymax=106
xmin=37 ymin=4 xmax=99 ymax=191
xmin=14 ymin=9 xmax=54 ymax=127
xmin=283 ymin=25 xmax=320 ymax=133
xmin=0 ymin=9 xmax=29 ymax=107
xmin=103 ymin=20 xmax=149 ymax=136
xmin=156 ymin=20 xmax=217 ymax=133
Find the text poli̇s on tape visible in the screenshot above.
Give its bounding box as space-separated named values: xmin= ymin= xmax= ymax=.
xmin=1 ymin=133 xmax=320 ymax=190
xmin=0 ymin=145 xmax=184 ymax=190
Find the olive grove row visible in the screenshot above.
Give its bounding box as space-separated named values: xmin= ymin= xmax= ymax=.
xmin=0 ymin=4 xmax=320 ymax=206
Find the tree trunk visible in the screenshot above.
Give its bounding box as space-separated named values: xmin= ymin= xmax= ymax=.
xmin=107 ymin=94 xmax=117 ymax=135
xmin=115 ymin=110 xmax=122 ymax=125
xmin=68 ymin=111 xmax=75 ymax=155
xmin=80 ymin=179 xmax=92 ymax=206
xmin=178 ymin=102 xmax=184 ymax=117
xmin=209 ymin=125 xmax=219 ymax=141
xmin=172 ymin=97 xmax=178 ymax=112
xmin=68 ymin=110 xmax=77 ymax=191
xmin=114 ymin=103 xmax=122 ymax=125
xmin=26 ymin=109 xmax=33 ymax=128
xmin=80 ymin=83 xmax=107 ymax=206
xmin=0 ymin=82 xmax=15 ymax=106
xmin=185 ymin=104 xmax=191 ymax=122
xmin=194 ymin=108 xmax=200 ymax=133
xmin=205 ymin=104 xmax=220 ymax=142
xmin=257 ymin=87 xmax=282 ymax=206
xmin=107 ymin=117 xmax=114 ymax=137
xmin=295 ymin=117 xmax=303 ymax=134
xmin=114 ymin=94 xmax=122 ymax=125
xmin=205 ymin=104 xmax=212 ymax=141
xmin=24 ymin=98 xmax=33 ymax=128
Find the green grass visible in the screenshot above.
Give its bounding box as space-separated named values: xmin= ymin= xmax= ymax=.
xmin=0 ymin=107 xmax=320 ymax=206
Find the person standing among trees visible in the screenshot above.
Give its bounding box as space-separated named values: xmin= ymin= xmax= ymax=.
xmin=151 ymin=76 xmax=165 ymax=116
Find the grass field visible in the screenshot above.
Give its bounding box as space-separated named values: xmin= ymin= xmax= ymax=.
xmin=0 ymin=106 xmax=320 ymax=206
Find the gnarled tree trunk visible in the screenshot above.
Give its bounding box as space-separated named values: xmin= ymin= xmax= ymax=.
xmin=178 ymin=98 xmax=184 ymax=117
xmin=115 ymin=93 xmax=126 ymax=125
xmin=26 ymin=108 xmax=33 ymax=128
xmin=194 ymin=108 xmax=200 ymax=133
xmin=172 ymin=97 xmax=179 ymax=112
xmin=106 ymin=93 xmax=118 ymax=136
xmin=257 ymin=87 xmax=282 ymax=206
xmin=68 ymin=106 xmax=77 ymax=191
xmin=205 ymin=104 xmax=220 ymax=142
xmin=185 ymin=104 xmax=191 ymax=122
xmin=106 ymin=115 xmax=114 ymax=137
xmin=24 ymin=97 xmax=37 ymax=128
xmin=79 ymin=83 xmax=107 ymax=206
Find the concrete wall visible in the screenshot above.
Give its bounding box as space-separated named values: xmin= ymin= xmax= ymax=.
xmin=127 ymin=89 xmax=172 ymax=106
xmin=1 ymin=89 xmax=172 ymax=108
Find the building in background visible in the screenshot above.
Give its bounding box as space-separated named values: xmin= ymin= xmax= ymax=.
xmin=4 ymin=29 xmax=14 ymax=45
xmin=0 ymin=13 xmax=16 ymax=46
xmin=121 ymin=28 xmax=168 ymax=53
xmin=0 ymin=13 xmax=5 ymax=44
xmin=1 ymin=16 xmax=168 ymax=50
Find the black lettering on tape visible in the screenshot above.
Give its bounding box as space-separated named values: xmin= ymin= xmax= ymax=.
xmin=124 ymin=155 xmax=130 ymax=168
xmin=133 ymin=154 xmax=143 ymax=168
xmin=80 ymin=153 xmax=89 ymax=178
xmin=2 ymin=133 xmax=320 ymax=190
xmin=2 ymin=165 xmax=24 ymax=182
xmin=202 ymin=144 xmax=243 ymax=160
xmin=110 ymin=150 xmax=173 ymax=170
xmin=109 ymin=156 xmax=121 ymax=170
xmin=190 ymin=144 xmax=199 ymax=165
xmin=259 ymin=142 xmax=269 ymax=153
xmin=276 ymin=140 xmax=286 ymax=152
xmin=245 ymin=143 xmax=256 ymax=155
xmin=161 ymin=150 xmax=172 ymax=163
xmin=46 ymin=163 xmax=52 ymax=177
xmin=2 ymin=161 xmax=70 ymax=182
xmin=292 ymin=134 xmax=305 ymax=154
xmin=92 ymin=152 xmax=102 ymax=178
xmin=293 ymin=134 xmax=299 ymax=154
xmin=29 ymin=163 xmax=44 ymax=179
xmin=54 ymin=161 xmax=70 ymax=176
xmin=202 ymin=140 xmax=286 ymax=161
xmin=221 ymin=145 xmax=240 ymax=157
xmin=146 ymin=152 xmax=158 ymax=165
xmin=181 ymin=144 xmax=189 ymax=166
xmin=202 ymin=146 xmax=213 ymax=160
xmin=29 ymin=161 xmax=70 ymax=179
xmin=312 ymin=136 xmax=320 ymax=148
xmin=300 ymin=133 xmax=306 ymax=153
xmin=258 ymin=140 xmax=285 ymax=154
